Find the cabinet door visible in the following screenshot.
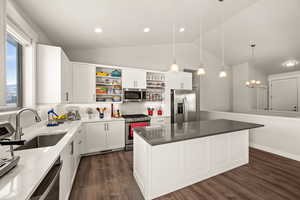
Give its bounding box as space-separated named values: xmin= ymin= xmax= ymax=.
xmin=106 ymin=121 xmax=125 ymax=149
xmin=73 ymin=63 xmax=96 ymax=103
xmin=78 ymin=128 xmax=86 ymax=155
xmin=181 ymin=72 xmax=192 ymax=90
xmin=61 ymin=50 xmax=72 ymax=103
xmin=166 ymin=72 xmax=192 ymax=90
xmin=151 ymin=117 xmax=171 ymax=125
xmin=166 ymin=72 xmax=180 ymax=89
xmin=122 ymin=68 xmax=136 ymax=88
xmin=85 ymin=122 xmax=107 ymax=153
xmin=60 ymin=141 xmax=74 ymax=200
xmin=135 ymin=70 xmax=147 ymax=89
xmin=122 ymin=68 xmax=146 ymax=89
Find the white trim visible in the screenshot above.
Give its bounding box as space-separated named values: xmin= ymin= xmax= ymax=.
xmin=250 ymin=143 xmax=300 ymax=162
xmin=6 ymin=0 xmax=38 ymax=42
xmin=6 ymin=17 xmax=32 ymax=45
xmin=268 ymin=70 xmax=300 ymax=81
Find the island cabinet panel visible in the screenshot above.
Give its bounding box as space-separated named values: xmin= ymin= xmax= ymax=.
xmin=151 ymin=143 xmax=184 ymax=197
xmin=230 ymin=131 xmax=249 ymax=163
xmin=210 ymin=134 xmax=230 ymax=172
xmin=134 ymin=130 xmax=249 ymax=200
xmin=183 ymin=138 xmax=210 ymax=183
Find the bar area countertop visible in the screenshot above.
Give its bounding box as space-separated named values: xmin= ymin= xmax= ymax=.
xmin=134 ymin=119 xmax=263 ymax=146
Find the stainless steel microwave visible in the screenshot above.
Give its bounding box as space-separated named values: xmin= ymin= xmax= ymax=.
xmin=123 ymin=89 xmax=145 ymax=102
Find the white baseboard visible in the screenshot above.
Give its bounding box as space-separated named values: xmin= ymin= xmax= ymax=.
xmin=250 ymin=143 xmax=300 ymax=162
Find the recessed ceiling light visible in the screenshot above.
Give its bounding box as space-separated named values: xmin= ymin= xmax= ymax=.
xmin=94 ymin=28 xmax=103 ymax=33
xmin=282 ymin=59 xmax=299 ymax=68
xmin=143 ymin=27 xmax=150 ymax=33
xmin=179 ymin=27 xmax=185 ymax=32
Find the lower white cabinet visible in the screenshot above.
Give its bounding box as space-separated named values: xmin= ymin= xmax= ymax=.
xmin=151 ymin=117 xmax=171 ymax=125
xmin=60 ymin=140 xmax=74 ymax=200
xmin=85 ymin=121 xmax=125 ymax=154
xmin=60 ymin=129 xmax=84 ymax=200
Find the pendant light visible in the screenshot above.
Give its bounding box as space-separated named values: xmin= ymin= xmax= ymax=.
xmin=197 ymin=22 xmax=206 ymax=75
xmin=245 ymin=43 xmax=261 ymax=88
xmin=169 ymin=24 xmax=179 ymax=72
xmin=218 ymin=0 xmax=227 ymax=78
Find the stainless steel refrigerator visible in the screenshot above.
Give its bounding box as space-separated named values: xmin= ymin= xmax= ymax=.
xmin=171 ymin=69 xmax=200 ymax=124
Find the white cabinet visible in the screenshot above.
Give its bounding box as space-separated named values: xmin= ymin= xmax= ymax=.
xmin=37 ymin=44 xmax=73 ymax=104
xmin=59 ymin=128 xmax=85 ymax=200
xmin=72 ymin=63 xmax=96 ymax=103
xmin=166 ymin=72 xmax=192 ymax=90
xmin=151 ymin=117 xmax=171 ymax=125
xmin=74 ymin=128 xmax=85 ymax=167
xmin=85 ymin=122 xmax=107 ymax=153
xmin=85 ymin=121 xmax=125 ymax=154
xmin=106 ymin=121 xmax=125 ymax=149
xmin=122 ymin=68 xmax=146 ymax=89
xmin=60 ymin=140 xmax=75 ymax=200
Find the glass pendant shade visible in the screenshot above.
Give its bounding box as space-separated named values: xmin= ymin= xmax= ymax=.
xmin=197 ymin=67 xmax=206 ymax=75
xmin=169 ymin=63 xmax=179 ymax=72
xmin=219 ymin=70 xmax=227 ymax=78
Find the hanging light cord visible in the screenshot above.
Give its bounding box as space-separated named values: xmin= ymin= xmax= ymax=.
xmin=172 ymin=23 xmax=176 ymax=64
xmin=221 ymin=1 xmax=225 ymax=69
xmin=199 ymin=22 xmax=203 ymax=64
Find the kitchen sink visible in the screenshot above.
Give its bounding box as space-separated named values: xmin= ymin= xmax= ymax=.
xmin=15 ymin=133 xmax=67 ymax=151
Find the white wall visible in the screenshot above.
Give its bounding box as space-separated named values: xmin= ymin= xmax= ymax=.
xmin=67 ymin=42 xmax=233 ymax=111
xmin=232 ymin=62 xmax=268 ymax=112
xmin=0 ymin=0 xmax=53 ymax=128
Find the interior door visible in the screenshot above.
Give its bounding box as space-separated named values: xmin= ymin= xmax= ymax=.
xmin=270 ymin=78 xmax=298 ymax=111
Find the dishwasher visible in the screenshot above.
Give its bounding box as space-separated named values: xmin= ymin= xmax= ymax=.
xmin=30 ymin=158 xmax=62 ymax=200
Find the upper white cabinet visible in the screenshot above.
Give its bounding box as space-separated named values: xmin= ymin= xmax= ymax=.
xmin=72 ymin=63 xmax=96 ymax=103
xmin=166 ymin=72 xmax=192 ymax=90
xmin=37 ymin=44 xmax=73 ymax=104
xmin=122 ymin=68 xmax=146 ymax=89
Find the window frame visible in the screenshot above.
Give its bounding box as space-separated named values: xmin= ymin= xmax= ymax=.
xmin=0 ymin=34 xmax=23 ymax=111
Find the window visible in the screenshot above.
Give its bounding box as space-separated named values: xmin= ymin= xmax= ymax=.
xmin=0 ymin=34 xmax=22 ymax=110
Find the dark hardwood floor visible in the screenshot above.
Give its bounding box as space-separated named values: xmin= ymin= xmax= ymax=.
xmin=69 ymin=148 xmax=300 ymax=200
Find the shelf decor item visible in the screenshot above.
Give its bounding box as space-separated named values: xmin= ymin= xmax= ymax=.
xmin=111 ymin=69 xmax=121 ymax=77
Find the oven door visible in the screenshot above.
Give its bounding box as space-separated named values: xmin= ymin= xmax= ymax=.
xmin=123 ymin=89 xmax=143 ymax=102
xmin=126 ymin=121 xmax=149 ymax=145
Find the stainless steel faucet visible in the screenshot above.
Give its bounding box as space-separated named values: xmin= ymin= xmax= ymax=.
xmin=15 ymin=108 xmax=42 ymax=140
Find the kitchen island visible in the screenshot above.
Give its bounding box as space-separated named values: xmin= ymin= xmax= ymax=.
xmin=133 ymin=119 xmax=263 ymax=200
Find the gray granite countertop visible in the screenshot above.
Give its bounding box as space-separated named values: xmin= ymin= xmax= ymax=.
xmin=134 ymin=119 xmax=264 ymax=146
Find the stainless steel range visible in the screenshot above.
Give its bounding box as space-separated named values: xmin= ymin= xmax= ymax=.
xmin=122 ymin=114 xmax=151 ymax=151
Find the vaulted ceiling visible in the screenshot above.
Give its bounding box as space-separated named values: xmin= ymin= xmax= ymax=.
xmin=13 ymin=0 xmax=258 ymax=48
xmin=13 ymin=0 xmax=300 ymax=75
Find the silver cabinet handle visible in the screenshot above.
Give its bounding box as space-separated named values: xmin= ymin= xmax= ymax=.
xmin=107 ymin=123 xmax=109 ymax=131
xmin=70 ymin=141 xmax=74 ymax=155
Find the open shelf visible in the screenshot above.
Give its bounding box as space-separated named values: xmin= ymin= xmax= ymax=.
xmin=96 ymin=66 xmax=123 ymax=103
xmin=96 ymin=75 xmax=121 ymax=79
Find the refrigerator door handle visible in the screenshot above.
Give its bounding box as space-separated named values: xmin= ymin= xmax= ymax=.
xmin=183 ymin=97 xmax=187 ymax=121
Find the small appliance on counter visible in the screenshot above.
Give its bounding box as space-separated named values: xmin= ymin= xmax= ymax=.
xmin=0 ymin=122 xmax=23 ymax=178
